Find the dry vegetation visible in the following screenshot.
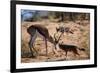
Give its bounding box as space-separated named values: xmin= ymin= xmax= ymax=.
xmin=21 ymin=19 xmax=90 ymax=63
xmin=21 ymin=10 xmax=90 ymax=63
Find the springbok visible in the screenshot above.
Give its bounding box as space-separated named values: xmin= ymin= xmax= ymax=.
xmin=27 ymin=24 xmax=57 ymax=57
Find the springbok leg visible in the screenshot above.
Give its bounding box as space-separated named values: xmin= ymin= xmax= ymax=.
xmin=45 ymin=39 xmax=48 ymax=56
xmin=29 ymin=34 xmax=37 ymax=57
xmin=29 ymin=37 xmax=34 ymax=57
xmin=65 ymin=51 xmax=67 ymax=57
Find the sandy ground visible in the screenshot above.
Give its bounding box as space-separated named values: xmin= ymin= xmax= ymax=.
xmin=21 ymin=20 xmax=90 ymax=63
